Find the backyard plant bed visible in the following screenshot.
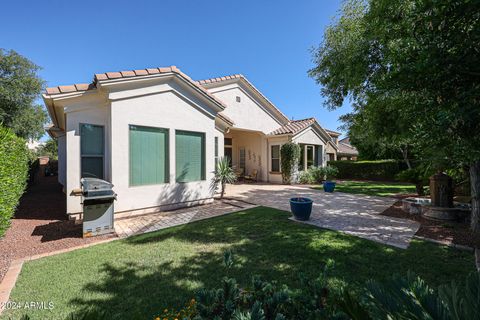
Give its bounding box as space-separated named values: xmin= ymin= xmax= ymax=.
xmin=3 ymin=207 xmax=474 ymax=319
xmin=382 ymin=200 xmax=480 ymax=248
xmin=314 ymin=180 xmax=417 ymax=197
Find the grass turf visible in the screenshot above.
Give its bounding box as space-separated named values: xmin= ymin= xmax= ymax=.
xmin=314 ymin=180 xmax=417 ymax=197
xmin=3 ymin=207 xmax=474 ymax=319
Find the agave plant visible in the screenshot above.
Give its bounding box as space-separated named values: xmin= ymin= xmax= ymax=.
xmin=211 ymin=157 xmax=237 ymax=199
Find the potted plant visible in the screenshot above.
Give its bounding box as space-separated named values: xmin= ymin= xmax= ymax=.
xmin=290 ymin=197 xmax=313 ymax=220
xmin=322 ymin=166 xmax=339 ymax=192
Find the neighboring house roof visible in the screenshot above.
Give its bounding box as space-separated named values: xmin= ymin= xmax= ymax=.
xmin=325 ymin=129 xmax=341 ymax=137
xmin=45 ymin=66 xmax=227 ymax=110
xmin=338 ymin=140 xmax=359 ymax=156
xmin=196 ymin=74 xmax=290 ymax=125
xmin=339 ymin=137 xmax=351 ymax=144
xmin=269 ymin=118 xmax=316 ymax=135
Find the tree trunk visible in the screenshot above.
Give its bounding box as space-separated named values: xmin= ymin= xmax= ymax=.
xmin=220 ymin=182 xmax=226 ymax=199
xmin=415 ymin=183 xmax=425 ymax=196
xmin=400 ymin=146 xmax=412 ymax=169
xmin=469 ymin=160 xmax=480 ymax=270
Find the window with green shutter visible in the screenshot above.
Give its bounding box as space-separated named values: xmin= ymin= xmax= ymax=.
xmin=176 ymin=130 xmax=205 ymax=182
xmin=129 ymin=125 xmax=169 ymax=186
xmin=80 ymin=124 xmax=104 ymax=179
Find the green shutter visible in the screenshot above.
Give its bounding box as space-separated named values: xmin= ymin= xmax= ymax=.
xmin=129 ymin=125 xmax=169 ymax=186
xmin=176 ymin=131 xmax=205 ymax=182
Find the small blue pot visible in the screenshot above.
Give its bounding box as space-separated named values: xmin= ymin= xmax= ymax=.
xmin=290 ymin=197 xmax=313 ymax=221
xmin=323 ymin=181 xmax=336 ymax=193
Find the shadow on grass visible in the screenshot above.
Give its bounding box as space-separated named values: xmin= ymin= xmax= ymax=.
xmin=65 ymin=207 xmax=473 ymax=319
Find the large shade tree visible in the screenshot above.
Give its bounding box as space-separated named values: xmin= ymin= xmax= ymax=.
xmin=0 ymin=49 xmax=47 ymax=140
xmin=310 ymin=0 xmax=480 ymax=265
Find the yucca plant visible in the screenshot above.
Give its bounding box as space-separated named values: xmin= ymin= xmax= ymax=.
xmin=212 ymin=157 xmax=237 ymax=199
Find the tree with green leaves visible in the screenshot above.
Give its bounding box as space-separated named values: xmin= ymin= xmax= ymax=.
xmin=36 ymin=138 xmax=58 ymax=159
xmin=0 ymin=49 xmax=47 ymax=140
xmin=310 ymin=0 xmax=480 ymax=266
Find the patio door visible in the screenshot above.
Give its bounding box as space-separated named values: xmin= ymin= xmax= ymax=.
xmin=224 ymin=138 xmax=233 ymax=167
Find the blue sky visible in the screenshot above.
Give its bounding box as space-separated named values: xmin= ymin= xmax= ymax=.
xmin=1 ymin=0 xmax=351 ymax=137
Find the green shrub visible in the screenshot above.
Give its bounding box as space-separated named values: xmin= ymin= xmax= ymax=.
xmin=328 ymin=160 xmax=407 ymax=181
xmin=298 ymin=166 xmax=339 ymax=184
xmin=280 ymin=143 xmax=301 ymax=184
xmin=0 ymin=126 xmax=29 ymax=237
xmin=322 ymin=166 xmax=339 ymax=181
xmin=298 ymin=170 xmax=315 ymax=184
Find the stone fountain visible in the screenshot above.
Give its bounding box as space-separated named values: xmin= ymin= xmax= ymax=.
xmin=402 ymin=172 xmax=471 ymax=221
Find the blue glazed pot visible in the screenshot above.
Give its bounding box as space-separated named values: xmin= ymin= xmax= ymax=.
xmin=323 ymin=181 xmax=336 ymax=193
xmin=290 ymin=197 xmax=313 ymax=221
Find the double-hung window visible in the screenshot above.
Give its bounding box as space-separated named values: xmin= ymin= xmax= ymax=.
xmin=176 ymin=130 xmax=205 ymax=182
xmin=80 ymin=124 xmax=104 ymax=179
xmin=129 ymin=125 xmax=169 ymax=186
xmin=271 ymin=145 xmax=280 ymax=172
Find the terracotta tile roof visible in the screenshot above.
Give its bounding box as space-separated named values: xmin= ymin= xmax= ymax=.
xmin=45 ymin=83 xmax=96 ymax=95
xmin=196 ymin=74 xmax=290 ymax=123
xmin=44 ymin=66 xmax=226 ymax=109
xmin=269 ymin=118 xmax=316 ymax=135
xmin=196 ymin=74 xmax=244 ymax=85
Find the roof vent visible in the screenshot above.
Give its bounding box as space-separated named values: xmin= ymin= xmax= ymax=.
xmin=236 ymin=96 xmax=241 ymax=102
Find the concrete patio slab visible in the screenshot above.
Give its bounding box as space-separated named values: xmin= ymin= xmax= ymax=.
xmin=226 ymin=183 xmax=420 ymax=249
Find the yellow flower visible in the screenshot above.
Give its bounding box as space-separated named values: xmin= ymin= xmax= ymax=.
xmin=155 ymin=318 xmax=160 ymax=320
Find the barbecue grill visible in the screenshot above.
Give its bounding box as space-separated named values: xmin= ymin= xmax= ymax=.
xmin=80 ymin=178 xmax=116 ymax=237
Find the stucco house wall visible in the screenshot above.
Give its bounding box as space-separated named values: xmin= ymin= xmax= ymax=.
xmin=110 ymin=87 xmax=220 ymax=213
xmin=208 ymin=84 xmax=284 ymax=134
xmin=44 ymin=67 xmax=339 ymax=217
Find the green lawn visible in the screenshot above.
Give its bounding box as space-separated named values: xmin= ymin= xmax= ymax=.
xmin=4 ymin=207 xmax=473 ymax=319
xmin=314 ymin=180 xmax=417 ymax=197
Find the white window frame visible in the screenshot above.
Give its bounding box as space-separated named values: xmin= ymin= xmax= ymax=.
xmin=270 ymin=144 xmax=281 ymax=173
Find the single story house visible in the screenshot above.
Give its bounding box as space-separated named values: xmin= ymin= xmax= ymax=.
xmin=44 ymin=66 xmax=338 ymax=216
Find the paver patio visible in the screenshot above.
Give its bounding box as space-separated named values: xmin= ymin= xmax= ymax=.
xmin=225 ymin=183 xmax=420 ymax=248
xmin=115 ymin=198 xmax=257 ymax=238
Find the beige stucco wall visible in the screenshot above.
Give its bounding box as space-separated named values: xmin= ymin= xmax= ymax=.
xmin=292 ymin=127 xmax=329 ymax=167
xmin=325 ymin=142 xmax=337 ymax=162
xmin=61 ymin=79 xmax=225 ymax=214
xmin=110 ymin=89 xmax=220 ymax=213
xmin=209 ymin=84 xmax=283 ymax=134
xmin=225 ymin=130 xmax=267 ymax=181
xmin=65 ymin=101 xmax=110 ymax=214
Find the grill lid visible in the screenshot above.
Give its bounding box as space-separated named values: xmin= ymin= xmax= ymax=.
xmin=81 ymin=178 xmax=115 ymax=199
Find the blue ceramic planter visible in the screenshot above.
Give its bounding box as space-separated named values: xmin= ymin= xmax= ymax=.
xmin=290 ymin=197 xmax=313 ymax=221
xmin=323 ymin=181 xmax=336 ymax=192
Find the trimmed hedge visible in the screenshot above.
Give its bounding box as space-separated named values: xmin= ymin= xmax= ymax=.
xmin=0 ymin=126 xmax=29 ymax=237
xmin=328 ymin=160 xmax=407 ymax=181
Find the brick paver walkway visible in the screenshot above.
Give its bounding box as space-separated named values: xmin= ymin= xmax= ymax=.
xmin=225 ymin=183 xmax=420 ymax=249
xmin=115 ymin=198 xmax=257 ymax=238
